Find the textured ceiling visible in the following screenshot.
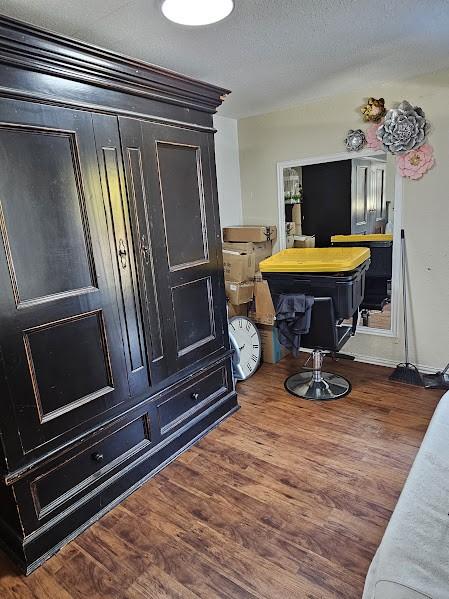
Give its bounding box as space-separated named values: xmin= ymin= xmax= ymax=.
xmin=1 ymin=0 xmax=449 ymax=118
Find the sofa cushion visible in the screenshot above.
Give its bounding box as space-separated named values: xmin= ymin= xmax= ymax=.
xmin=375 ymin=581 xmax=431 ymax=599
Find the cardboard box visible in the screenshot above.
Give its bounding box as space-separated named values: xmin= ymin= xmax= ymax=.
xmin=285 ymin=221 xmax=296 ymax=236
xmin=222 ymin=249 xmax=255 ymax=283
xmin=223 ymin=240 xmax=272 ymax=272
xmin=258 ymin=324 xmax=289 ymax=364
xmin=223 ymin=225 xmax=277 ymax=243
xmin=227 ymin=302 xmax=248 ymax=318
xmin=292 ymin=204 xmax=302 ymax=225
xmin=293 ymin=235 xmax=315 ymax=248
xmin=253 ymin=241 xmax=272 ymax=272
xmin=223 ymin=241 xmax=253 ymax=253
xmin=225 ymin=281 xmax=254 ymax=305
xmin=292 ymin=204 xmax=303 ymax=235
xmin=252 ymin=279 xmax=276 ymax=325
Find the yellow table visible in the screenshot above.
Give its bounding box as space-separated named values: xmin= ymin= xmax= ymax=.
xmin=259 ymin=247 xmax=370 ymax=273
xmin=331 ymin=233 xmax=393 ymax=243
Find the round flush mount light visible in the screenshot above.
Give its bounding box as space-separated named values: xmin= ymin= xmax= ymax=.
xmin=161 ymin=0 xmax=234 ymax=26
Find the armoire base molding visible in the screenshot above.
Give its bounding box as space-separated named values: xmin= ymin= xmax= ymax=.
xmin=0 ymin=393 xmax=238 ymax=575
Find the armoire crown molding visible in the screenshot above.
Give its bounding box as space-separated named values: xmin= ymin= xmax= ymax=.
xmin=0 ymin=14 xmax=230 ymax=113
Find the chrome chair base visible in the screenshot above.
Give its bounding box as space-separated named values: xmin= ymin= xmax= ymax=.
xmin=284 ymin=370 xmax=351 ymax=400
xmin=284 ymin=349 xmax=351 ymax=400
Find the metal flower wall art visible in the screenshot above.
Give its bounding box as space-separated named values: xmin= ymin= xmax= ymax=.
xmin=361 ymin=97 xmax=386 ymax=123
xmin=345 ymin=129 xmax=366 ymax=151
xmin=344 ymin=98 xmax=434 ymax=180
xmin=377 ymin=101 xmax=429 ymax=154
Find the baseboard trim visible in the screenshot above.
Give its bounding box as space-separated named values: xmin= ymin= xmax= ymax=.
xmin=349 ymin=353 xmax=439 ymax=374
xmin=300 ymin=347 xmax=440 ymax=374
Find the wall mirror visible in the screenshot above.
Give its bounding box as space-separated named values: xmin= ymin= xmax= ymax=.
xmin=277 ymin=150 xmax=402 ymax=336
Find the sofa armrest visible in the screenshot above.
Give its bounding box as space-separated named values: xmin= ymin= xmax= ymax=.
xmin=363 ymin=390 xmax=449 ymax=599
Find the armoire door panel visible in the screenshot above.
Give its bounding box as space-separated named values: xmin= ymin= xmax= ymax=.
xmin=156 ymin=141 xmax=208 ymax=270
xmin=0 ymin=100 xmax=130 ymax=464
xmin=119 ymin=120 xmax=174 ymax=382
xmin=23 ymin=310 xmax=114 ymax=424
xmin=93 ymin=114 xmax=151 ymax=399
xmin=171 ymin=276 xmax=215 ymax=356
xmin=102 ymin=148 xmax=145 ymax=372
xmin=0 ymin=126 xmax=97 ymax=307
xmin=119 ymin=117 xmax=226 ymax=381
xmin=121 ymin=137 xmax=167 ymax=375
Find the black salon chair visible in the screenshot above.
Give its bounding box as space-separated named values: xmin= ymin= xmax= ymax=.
xmin=284 ymin=297 xmax=355 ymax=401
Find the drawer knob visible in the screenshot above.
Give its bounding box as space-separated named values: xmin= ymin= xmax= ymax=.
xmin=92 ymin=452 xmax=104 ymax=463
xmin=191 ymin=392 xmax=200 ymax=401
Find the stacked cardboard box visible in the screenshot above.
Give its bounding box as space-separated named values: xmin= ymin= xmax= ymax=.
xmin=223 ymin=241 xmax=273 ymax=274
xmin=293 ymin=234 xmax=315 ymax=248
xmin=222 ymin=246 xmax=255 ymax=316
xmin=222 ymin=226 xmax=276 ymax=318
xmin=285 ymin=222 xmax=295 ymax=248
xmin=292 ymin=204 xmax=302 ymax=235
xmin=222 ymin=226 xmax=288 ymax=364
xmin=223 ymin=225 xmax=277 ymax=244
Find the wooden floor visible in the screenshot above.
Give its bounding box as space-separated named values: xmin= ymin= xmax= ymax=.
xmin=0 ymin=356 xmax=443 ymax=599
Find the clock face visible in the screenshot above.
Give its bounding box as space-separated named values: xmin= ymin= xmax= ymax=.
xmin=229 ymin=316 xmax=261 ymax=380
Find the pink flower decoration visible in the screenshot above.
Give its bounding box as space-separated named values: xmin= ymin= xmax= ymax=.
xmin=396 ymin=143 xmax=435 ymax=180
xmin=365 ymin=122 xmax=383 ymax=150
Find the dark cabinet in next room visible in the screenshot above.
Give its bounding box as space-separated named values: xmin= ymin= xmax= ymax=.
xmin=301 ymin=158 xmax=387 ymax=246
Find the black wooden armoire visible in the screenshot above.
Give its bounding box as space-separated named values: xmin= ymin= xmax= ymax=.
xmin=0 ymin=15 xmax=238 ymax=573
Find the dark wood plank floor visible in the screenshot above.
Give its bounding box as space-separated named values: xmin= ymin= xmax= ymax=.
xmin=0 ymin=356 xmax=443 ymax=598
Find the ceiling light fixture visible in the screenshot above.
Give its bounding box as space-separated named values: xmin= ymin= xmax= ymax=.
xmin=161 ymin=0 xmax=234 ymax=26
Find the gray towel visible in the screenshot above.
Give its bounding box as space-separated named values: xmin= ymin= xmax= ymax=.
xmin=275 ymin=293 xmax=314 ymax=357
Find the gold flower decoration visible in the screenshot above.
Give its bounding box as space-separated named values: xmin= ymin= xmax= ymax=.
xmin=361 ymin=97 xmax=386 ymax=123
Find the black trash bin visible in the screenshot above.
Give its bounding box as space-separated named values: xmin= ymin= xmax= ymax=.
xmin=331 ymin=234 xmax=393 ymax=311
xmin=260 ymin=247 xmax=370 ymax=320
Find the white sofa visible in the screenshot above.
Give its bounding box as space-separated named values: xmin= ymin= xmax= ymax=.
xmin=363 ymin=391 xmax=449 ymax=599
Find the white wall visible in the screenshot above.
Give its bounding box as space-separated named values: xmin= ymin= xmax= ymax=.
xmin=238 ymin=70 xmax=449 ymax=370
xmin=213 ymin=115 xmax=242 ymax=228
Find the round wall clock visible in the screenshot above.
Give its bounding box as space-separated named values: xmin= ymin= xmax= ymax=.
xmin=228 ymin=316 xmax=261 ymax=381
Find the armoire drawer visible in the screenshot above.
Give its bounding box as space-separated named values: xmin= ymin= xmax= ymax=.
xmin=156 ymin=361 xmax=233 ymax=436
xmin=14 ymin=408 xmax=154 ymax=533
